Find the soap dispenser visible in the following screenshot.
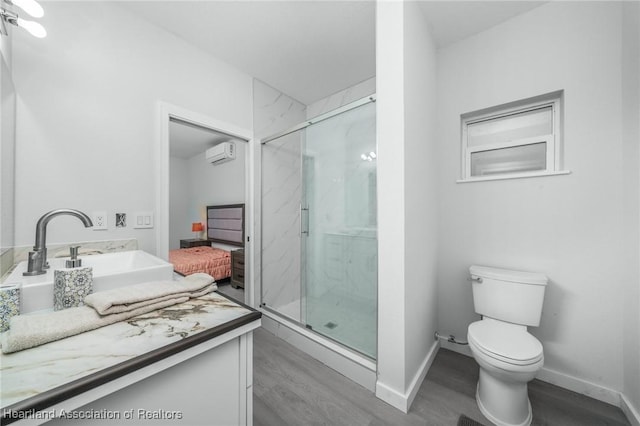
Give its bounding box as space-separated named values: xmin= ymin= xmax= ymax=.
xmin=53 ymin=246 xmax=93 ymax=311
xmin=66 ymin=245 xmax=82 ymax=268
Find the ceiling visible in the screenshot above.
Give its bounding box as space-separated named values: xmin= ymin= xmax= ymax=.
xmin=126 ymin=1 xmax=544 ymax=156
xmin=119 ymin=1 xmax=544 ymax=107
xmin=119 ymin=1 xmax=376 ymax=106
xmin=418 ymin=1 xmax=544 ymax=48
xmin=169 ymin=120 xmax=241 ymax=159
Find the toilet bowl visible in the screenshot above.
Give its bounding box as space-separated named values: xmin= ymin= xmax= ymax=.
xmin=467 ymin=265 xmax=548 ymax=426
xmin=468 ymin=318 xmax=544 ymax=426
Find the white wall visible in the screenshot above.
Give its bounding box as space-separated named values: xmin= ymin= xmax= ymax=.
xmin=376 ymin=1 xmax=407 ymax=407
xmin=402 ymin=0 xmax=439 ymax=399
xmin=169 ymin=156 xmax=190 ymax=250
xmin=621 ymin=1 xmax=640 ymax=416
xmin=436 ymin=1 xmax=639 ymax=407
xmin=1 ymin=37 xmax=15 ymax=252
xmin=375 ymin=1 xmax=439 ymax=412
xmin=12 ymin=2 xmax=253 ymax=254
xmin=186 ymin=142 xmax=247 ymax=251
xmin=0 ymin=25 xmax=16 ymax=276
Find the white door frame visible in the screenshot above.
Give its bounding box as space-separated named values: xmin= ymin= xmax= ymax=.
xmin=157 ymin=101 xmax=254 ymax=305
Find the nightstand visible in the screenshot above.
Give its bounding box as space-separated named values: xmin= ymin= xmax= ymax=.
xmin=180 ymin=239 xmax=210 ymax=249
xmin=231 ymin=249 xmax=245 ymax=289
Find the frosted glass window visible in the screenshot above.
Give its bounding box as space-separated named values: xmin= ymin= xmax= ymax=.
xmin=471 ymin=142 xmax=547 ymax=177
xmin=467 ymin=107 xmax=552 ymax=148
xmin=460 ymin=91 xmax=563 ymax=181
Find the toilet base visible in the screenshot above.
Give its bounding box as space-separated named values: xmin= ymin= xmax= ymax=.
xmin=476 ymin=368 xmax=532 ymax=426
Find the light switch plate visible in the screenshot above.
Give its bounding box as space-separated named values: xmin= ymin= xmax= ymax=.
xmin=133 ymin=212 xmax=154 ymax=229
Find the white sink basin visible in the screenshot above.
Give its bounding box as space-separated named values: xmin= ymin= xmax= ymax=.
xmin=4 ymin=250 xmax=174 ymax=314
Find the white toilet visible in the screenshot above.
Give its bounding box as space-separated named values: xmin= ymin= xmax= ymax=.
xmin=467 ymin=265 xmax=548 ymax=426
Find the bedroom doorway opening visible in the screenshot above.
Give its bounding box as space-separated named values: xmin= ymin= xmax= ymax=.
xmin=157 ymin=103 xmax=253 ymax=304
xmin=260 ymin=96 xmax=377 ymax=359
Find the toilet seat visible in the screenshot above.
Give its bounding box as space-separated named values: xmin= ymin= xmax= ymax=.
xmin=468 ymin=320 xmax=543 ymax=366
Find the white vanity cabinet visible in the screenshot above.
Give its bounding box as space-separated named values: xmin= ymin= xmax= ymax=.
xmin=0 ymin=294 xmax=261 ymax=426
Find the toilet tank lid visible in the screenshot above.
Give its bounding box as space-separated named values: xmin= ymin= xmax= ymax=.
xmin=470 ymin=265 xmax=548 ymax=286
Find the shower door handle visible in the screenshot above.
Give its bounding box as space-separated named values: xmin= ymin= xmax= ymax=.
xmin=300 ymin=205 xmax=310 ymax=236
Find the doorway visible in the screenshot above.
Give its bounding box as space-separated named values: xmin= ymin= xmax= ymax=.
xmin=157 ymin=103 xmax=253 ymax=304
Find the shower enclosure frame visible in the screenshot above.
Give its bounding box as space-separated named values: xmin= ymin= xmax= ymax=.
xmin=257 ymin=94 xmax=378 ymax=390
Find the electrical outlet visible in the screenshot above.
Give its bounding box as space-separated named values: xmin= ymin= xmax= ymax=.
xmin=92 ymin=211 xmax=108 ymax=230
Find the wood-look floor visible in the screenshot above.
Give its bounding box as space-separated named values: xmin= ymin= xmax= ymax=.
xmin=253 ymin=327 xmax=630 ymax=426
xmin=216 ymin=282 xmax=245 ymax=302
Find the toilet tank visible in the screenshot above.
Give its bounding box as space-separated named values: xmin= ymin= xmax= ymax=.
xmin=470 ymin=265 xmax=548 ymax=327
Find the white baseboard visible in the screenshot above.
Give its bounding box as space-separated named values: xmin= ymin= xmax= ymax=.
xmin=376 ymin=380 xmax=409 ymax=413
xmin=441 ymin=340 xmax=640 ymax=426
xmin=375 ymin=340 xmax=440 ymax=413
xmin=536 ymin=366 xmax=620 ymax=406
xmin=407 ymin=340 xmax=440 ymax=408
xmin=441 ymin=342 xmax=621 ymax=406
xmin=621 ymin=393 xmax=640 ymax=426
xmin=262 ymin=315 xmax=640 ymax=426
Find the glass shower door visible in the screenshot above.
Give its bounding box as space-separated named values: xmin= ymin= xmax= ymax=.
xmin=302 ymin=101 xmax=377 ymax=359
xmin=261 ymin=129 xmax=304 ymax=322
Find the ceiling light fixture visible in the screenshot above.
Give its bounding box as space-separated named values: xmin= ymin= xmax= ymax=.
xmin=1 ymin=0 xmax=46 ymax=38
xmin=6 ymin=0 xmax=43 ymax=18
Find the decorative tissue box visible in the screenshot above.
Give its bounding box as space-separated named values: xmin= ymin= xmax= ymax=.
xmin=0 ymin=283 xmax=21 ymax=332
xmin=54 ymin=267 xmax=93 ymax=311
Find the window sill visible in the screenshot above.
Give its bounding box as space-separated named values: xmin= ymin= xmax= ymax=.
xmin=456 ymin=170 xmax=571 ymax=183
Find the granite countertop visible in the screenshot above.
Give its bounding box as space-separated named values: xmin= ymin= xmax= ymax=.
xmin=0 ymin=292 xmax=261 ymax=420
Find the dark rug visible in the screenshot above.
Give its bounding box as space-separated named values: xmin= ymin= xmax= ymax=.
xmin=457 ymin=414 xmax=486 ymax=426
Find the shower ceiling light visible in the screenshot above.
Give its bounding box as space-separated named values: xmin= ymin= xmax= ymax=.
xmin=361 ymin=152 xmax=377 ymax=162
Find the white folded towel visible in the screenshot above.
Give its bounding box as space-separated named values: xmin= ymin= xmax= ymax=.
xmin=0 ymin=273 xmax=216 ymax=354
xmin=0 ymin=297 xmax=186 ymax=354
xmin=84 ymin=273 xmax=216 ymax=315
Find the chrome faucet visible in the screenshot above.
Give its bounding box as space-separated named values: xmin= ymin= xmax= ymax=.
xmin=23 ymin=209 xmax=93 ymax=276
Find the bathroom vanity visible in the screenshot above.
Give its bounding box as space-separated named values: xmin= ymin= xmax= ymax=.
xmin=0 ymin=292 xmax=261 ymax=425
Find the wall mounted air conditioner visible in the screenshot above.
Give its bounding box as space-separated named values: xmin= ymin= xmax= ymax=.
xmin=206 ymin=142 xmax=236 ymax=165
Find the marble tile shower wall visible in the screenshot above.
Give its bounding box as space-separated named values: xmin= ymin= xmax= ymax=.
xmin=306 ymin=77 xmax=376 ymax=119
xmin=253 ymin=80 xmax=307 ymax=140
xmin=255 ymin=78 xmax=376 ymax=321
xmin=254 ymin=80 xmax=306 ymax=321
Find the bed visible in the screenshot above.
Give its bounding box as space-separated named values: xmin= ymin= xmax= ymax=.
xmin=169 ymin=204 xmax=245 ymax=281
xmin=170 ymin=246 xmax=231 ymax=280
